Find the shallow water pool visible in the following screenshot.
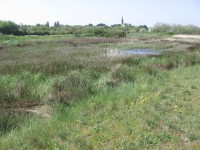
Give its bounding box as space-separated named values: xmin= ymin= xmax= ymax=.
xmin=125 ymin=49 xmax=161 ymax=55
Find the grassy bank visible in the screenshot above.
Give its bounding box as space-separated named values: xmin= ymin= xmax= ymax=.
xmin=0 ymin=34 xmax=200 ymax=149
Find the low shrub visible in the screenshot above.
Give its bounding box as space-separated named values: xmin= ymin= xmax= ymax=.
xmin=152 ymin=23 xmax=200 ymax=35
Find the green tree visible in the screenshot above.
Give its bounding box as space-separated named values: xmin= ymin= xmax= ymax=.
xmin=54 ymin=21 xmax=60 ymax=27
xmin=45 ymin=21 xmax=49 ymax=27
xmin=0 ymin=20 xmax=20 ymax=35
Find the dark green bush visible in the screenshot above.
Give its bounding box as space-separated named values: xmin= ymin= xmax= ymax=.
xmin=0 ymin=20 xmax=23 ymax=35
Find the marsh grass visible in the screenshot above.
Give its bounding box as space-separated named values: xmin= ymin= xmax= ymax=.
xmin=0 ymin=34 xmax=200 ymax=149
xmin=1 ymin=64 xmax=200 ymax=149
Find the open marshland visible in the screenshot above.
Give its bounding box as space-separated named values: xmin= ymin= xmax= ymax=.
xmin=0 ymin=34 xmax=200 ymax=149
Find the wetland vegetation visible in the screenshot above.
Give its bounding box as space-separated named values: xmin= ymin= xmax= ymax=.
xmin=0 ymin=25 xmax=200 ymax=149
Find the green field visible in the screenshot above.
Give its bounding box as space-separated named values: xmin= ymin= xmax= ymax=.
xmin=0 ymin=34 xmax=200 ymax=149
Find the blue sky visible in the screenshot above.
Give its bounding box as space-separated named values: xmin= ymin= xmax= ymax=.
xmin=0 ymin=0 xmax=199 ymax=27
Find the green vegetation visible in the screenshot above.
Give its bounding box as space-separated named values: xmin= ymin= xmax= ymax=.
xmin=0 ymin=20 xmax=130 ymax=37
xmin=0 ymin=21 xmax=22 ymax=35
xmin=152 ymin=23 xmax=200 ymax=35
xmin=0 ymin=33 xmax=200 ymax=149
xmin=1 ymin=19 xmax=200 ymax=38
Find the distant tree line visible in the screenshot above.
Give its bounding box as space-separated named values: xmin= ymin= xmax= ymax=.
xmin=1 ymin=20 xmax=199 ymax=37
xmin=0 ymin=20 xmax=150 ymax=37
xmin=152 ymin=23 xmax=200 ymax=35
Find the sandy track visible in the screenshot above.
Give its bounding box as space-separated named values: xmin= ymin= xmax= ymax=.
xmin=173 ymin=35 xmax=200 ymax=39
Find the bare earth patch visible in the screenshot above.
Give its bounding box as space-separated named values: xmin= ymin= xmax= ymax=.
xmin=26 ymin=105 xmax=52 ymax=118
xmin=173 ymin=35 xmax=200 ymax=39
xmin=164 ymin=35 xmax=200 ymax=44
xmin=1 ymin=101 xmax=52 ymax=119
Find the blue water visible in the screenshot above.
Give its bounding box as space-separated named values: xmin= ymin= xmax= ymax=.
xmin=125 ymin=49 xmax=161 ymax=55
